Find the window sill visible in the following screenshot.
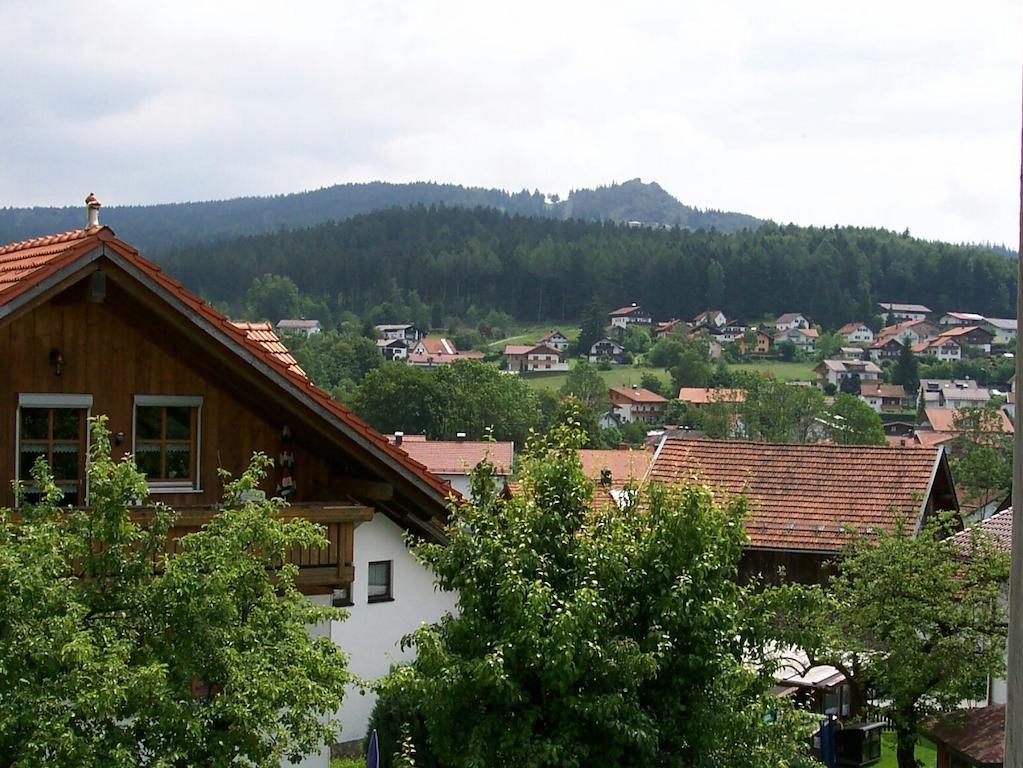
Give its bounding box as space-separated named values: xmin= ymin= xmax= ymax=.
xmin=367 ymin=596 xmax=395 ymax=604
xmin=146 ymin=486 xmax=203 ymax=494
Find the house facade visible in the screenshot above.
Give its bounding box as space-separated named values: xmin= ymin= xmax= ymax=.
xmin=920 ymin=379 xmax=993 ymax=410
xmin=503 ymin=343 xmax=568 ymax=372
xmin=815 ymin=359 xmax=882 ymax=390
xmin=374 ymin=323 xmax=423 ymax=342
xmin=692 ymin=310 xmax=727 ymax=329
xmin=858 ymin=382 xmax=907 ymax=413
xmin=608 ymin=303 xmax=652 ymax=329
xmin=838 ymin=322 xmax=874 ymax=344
xmin=936 ymin=325 xmax=994 ymax=353
xmin=774 ymin=313 xmax=810 ymax=332
xmin=774 ymin=326 xmax=818 ymax=352
xmin=376 ymin=337 xmax=408 ymax=361
xmin=753 ymin=329 xmax=773 ymax=354
xmin=608 ymin=386 xmax=667 ymax=424
xmin=867 ymin=336 xmax=903 ymax=362
xmin=589 ymin=338 xmax=627 ymax=363
xmin=0 ymin=221 xmax=458 ymax=760
xmin=912 ymin=337 xmax=964 ymax=361
xmin=878 ymin=302 xmax=932 ymax=322
xmin=537 ymin=329 xmax=570 ymax=352
xmin=275 ymin=318 xmax=322 ymax=336
xmin=983 ymin=318 xmax=1017 ymax=345
xmin=939 ymin=311 xmax=986 ymax=327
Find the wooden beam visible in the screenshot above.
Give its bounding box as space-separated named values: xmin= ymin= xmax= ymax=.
xmin=126 ymin=502 xmax=373 ymax=527
xmin=333 ymin=478 xmax=393 ymax=500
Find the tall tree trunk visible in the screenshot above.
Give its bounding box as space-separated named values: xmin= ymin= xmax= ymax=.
xmin=895 ymin=724 xmax=917 ymax=768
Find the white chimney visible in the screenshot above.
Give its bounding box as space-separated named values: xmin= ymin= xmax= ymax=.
xmin=85 ymin=193 xmax=101 ymax=229
xmin=394 ymin=431 xmax=404 ymax=446
xmin=456 ymin=432 xmax=467 ymax=441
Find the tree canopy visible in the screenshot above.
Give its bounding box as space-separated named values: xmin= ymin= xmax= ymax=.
xmin=0 ymin=420 xmax=350 ymax=767
xmin=371 ymin=424 xmax=815 ymax=768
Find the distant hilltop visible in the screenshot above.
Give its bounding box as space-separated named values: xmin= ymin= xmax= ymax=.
xmin=0 ymin=178 xmax=764 ymax=254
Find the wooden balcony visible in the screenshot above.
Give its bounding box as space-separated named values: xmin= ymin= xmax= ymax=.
xmin=128 ymin=500 xmax=374 ymax=593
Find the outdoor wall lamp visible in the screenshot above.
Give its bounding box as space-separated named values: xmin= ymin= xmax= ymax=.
xmin=49 ymin=348 xmax=64 ymax=376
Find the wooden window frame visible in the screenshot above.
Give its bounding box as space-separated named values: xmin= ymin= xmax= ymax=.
xmin=132 ymin=395 xmax=203 ymax=493
xmin=15 ymin=394 xmax=93 ymax=508
xmin=367 ymin=560 xmax=393 ymax=603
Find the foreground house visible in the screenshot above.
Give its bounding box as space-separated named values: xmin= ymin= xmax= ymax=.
xmin=0 ymin=218 xmax=458 ymax=758
xmin=647 ymin=438 xmax=958 ymax=585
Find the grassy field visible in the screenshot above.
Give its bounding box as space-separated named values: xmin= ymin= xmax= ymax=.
xmin=877 ymin=731 xmax=937 ymax=768
xmin=521 ymin=363 xmax=670 ymax=393
xmin=330 ymin=757 xmax=362 ymax=768
xmin=727 ymin=359 xmax=817 ymax=382
xmin=487 ymin=324 xmax=580 ymax=350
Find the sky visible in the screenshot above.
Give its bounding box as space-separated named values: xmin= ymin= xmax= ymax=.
xmin=1 ymin=0 xmax=1020 ymax=245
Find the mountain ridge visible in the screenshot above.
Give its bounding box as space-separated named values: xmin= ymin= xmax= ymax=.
xmin=0 ymin=179 xmax=763 ymax=254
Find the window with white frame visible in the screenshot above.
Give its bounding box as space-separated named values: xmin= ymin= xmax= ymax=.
xmin=16 ymin=394 xmax=92 ymax=506
xmin=132 ymin=396 xmax=202 ymax=491
xmin=367 ymin=560 xmax=393 ymax=602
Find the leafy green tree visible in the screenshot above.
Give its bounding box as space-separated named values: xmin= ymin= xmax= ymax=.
xmin=776 ymin=340 xmax=797 ymax=361
xmin=244 ymin=273 xmax=302 ymax=323
xmin=783 ymin=516 xmax=1009 ymax=768
xmin=824 ymin=393 xmax=886 ymax=445
xmin=558 ymin=359 xmax=607 ymax=412
xmin=377 ymin=426 xmax=815 ymax=768
xmin=549 ymin=395 xmax=601 ymax=447
xmin=737 ymin=375 xmax=826 ymax=443
xmin=0 ymin=420 xmax=350 ymax=767
xmin=814 ymin=330 xmax=845 ymax=361
xmin=891 ymin=343 xmax=919 ymax=393
xmin=706 ymin=259 xmax=725 ymax=309
xmin=286 ymin=330 xmax=381 ymax=399
xmin=622 ymin=324 xmax=652 ymax=355
xmin=639 ymin=372 xmax=666 ymax=396
xmin=575 ymin=298 xmax=607 ymax=356
xmin=948 ymin=407 xmax=1013 ymax=503
xmin=647 ymin=338 xmax=686 ymax=369
xmin=838 ymin=371 xmax=861 ymax=395
xmin=668 ymin=335 xmax=713 ymax=391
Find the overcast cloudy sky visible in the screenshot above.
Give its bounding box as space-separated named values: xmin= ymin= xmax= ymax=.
xmin=1 ymin=1 xmax=1020 ymax=244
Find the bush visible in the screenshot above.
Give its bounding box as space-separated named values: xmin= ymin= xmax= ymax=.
xmin=366 ymin=667 xmax=439 ymax=768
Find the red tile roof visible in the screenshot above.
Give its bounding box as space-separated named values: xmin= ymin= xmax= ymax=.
xmin=949 ymin=508 xmax=1014 ymax=553
xmin=577 ymin=448 xmax=652 ymax=483
xmin=608 ymin=386 xmax=667 ymax=404
xmin=394 ymin=440 xmax=514 ymax=475
xmin=838 ymin=322 xmax=866 ymax=334
xmin=609 ymin=304 xmax=647 ymax=317
xmin=0 ymin=226 xmax=455 ymax=510
xmin=859 ymin=382 xmax=906 ymax=399
xmin=648 ymin=438 xmax=948 ymax=552
xmin=924 ymin=407 xmax=1013 ymax=434
xmin=923 ymin=705 xmax=1005 ymax=768
xmin=230 ymin=321 xmax=306 ymax=377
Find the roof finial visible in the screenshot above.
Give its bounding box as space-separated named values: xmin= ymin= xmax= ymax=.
xmin=85 ymin=193 xmax=101 ymax=229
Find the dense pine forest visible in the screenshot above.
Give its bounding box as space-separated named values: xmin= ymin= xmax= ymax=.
xmin=0 ymin=179 xmax=760 ymax=254
xmin=158 ymin=205 xmax=1017 ymax=330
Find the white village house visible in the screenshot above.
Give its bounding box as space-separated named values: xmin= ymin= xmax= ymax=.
xmin=838 ymin=321 xmax=874 ymax=345
xmin=275 ymin=318 xmax=323 ymax=336
xmin=773 ymin=312 xmax=810 ymax=332
xmin=878 ymin=302 xmax=932 ymax=322
xmin=503 ymin=343 xmax=568 ymax=372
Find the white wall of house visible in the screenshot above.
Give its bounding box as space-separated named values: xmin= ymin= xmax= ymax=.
xmin=844 ymin=326 xmax=874 ymax=343
xmin=329 ymin=514 xmax=458 ymax=748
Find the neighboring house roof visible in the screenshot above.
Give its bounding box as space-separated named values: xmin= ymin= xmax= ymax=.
xmin=923 ymin=407 xmax=1014 ymax=434
xmin=591 ymin=338 xmax=624 ymax=351
xmin=609 ymin=304 xmax=648 ymax=317
xmin=943 ymin=311 xmax=986 ymax=323
xmin=868 ymin=336 xmax=904 ymax=349
xmin=692 ymin=310 xmax=725 ymax=323
xmin=859 ymin=382 xmax=906 ymax=399
xmin=817 ymin=359 xmax=882 ymax=375
xmin=775 ymin=312 xmax=806 ymax=324
xmin=880 ymin=318 xmax=935 ymax=337
xmin=0 ymin=226 xmax=455 ymax=527
xmin=538 ymin=329 xmax=568 ymax=342
xmin=654 ymin=319 xmax=683 ymax=334
xmin=376 ymin=337 xmax=406 ymax=348
xmin=937 ymin=325 xmax=993 ymax=339
xmin=949 ymin=508 xmax=1014 ymax=553
xmin=609 ymin=386 xmax=667 ymax=404
xmin=838 ymin=322 xmax=868 ymax=334
xmin=407 ymin=351 xmax=484 ymax=366
xmin=577 ymin=448 xmax=652 ymax=484
xmin=913 ymin=337 xmax=963 ymax=353
xmin=985 ymin=317 xmax=1017 ymax=330
xmin=374 ymin=323 xmax=416 ymax=332
xmin=394 ymin=440 xmax=514 ymax=476
xmin=677 ymin=387 xmax=746 ymax=405
xmin=416 ymin=337 xmax=458 ymax=355
xmin=923 ymin=705 xmax=1005 ymax=768
xmin=275 ymin=318 xmax=320 ymax=330
xmin=647 ymin=438 xmax=955 ymax=552
xmin=775 ymin=327 xmax=818 ymax=339
xmin=879 ymin=302 xmax=932 ymax=313
xmin=503 ymin=344 xmax=534 ymax=355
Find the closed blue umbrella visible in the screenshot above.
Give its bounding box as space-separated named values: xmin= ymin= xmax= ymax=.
xmin=366 ymin=728 xmax=380 ymax=768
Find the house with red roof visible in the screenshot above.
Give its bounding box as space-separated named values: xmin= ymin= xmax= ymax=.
xmin=647 ymin=437 xmax=958 ymax=585
xmin=503 ymin=343 xmax=568 ymax=372
xmin=608 ymin=302 xmax=652 ymax=330
xmin=838 ymin=321 xmax=874 ymax=345
xmin=537 ymin=329 xmax=570 ymax=352
xmin=386 ymin=433 xmax=514 ymax=498
xmin=608 ymin=386 xmax=668 ymax=424
xmin=0 ymin=199 xmax=459 ymax=753
xmin=935 ymin=324 xmax=994 ymax=353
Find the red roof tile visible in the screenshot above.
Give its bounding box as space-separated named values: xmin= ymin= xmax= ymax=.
xmin=677 ymin=387 xmax=745 ymax=405
xmin=395 ymin=440 xmax=514 ymax=476
xmin=949 ymin=508 xmax=1014 ymax=553
xmin=0 ymin=227 xmax=455 ymax=509
xmin=577 ymin=448 xmax=652 ymax=483
xmin=924 ymin=407 xmax=1013 ymax=434
xmin=648 ymin=438 xmax=948 ymax=552
xmin=923 ymin=705 xmax=1005 ymax=767
xmin=608 ymin=386 xmax=667 ymax=404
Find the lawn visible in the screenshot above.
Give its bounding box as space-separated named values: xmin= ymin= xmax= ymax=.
xmin=727 ymin=359 xmax=818 ymax=383
xmin=877 ymin=731 xmax=937 ymax=768
xmin=486 ymin=323 xmax=580 ymax=350
xmin=331 ymin=758 xmax=363 ymax=768
xmin=520 ymin=362 xmax=670 ymax=393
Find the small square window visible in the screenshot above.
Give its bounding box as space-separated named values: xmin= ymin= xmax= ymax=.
xmin=367 ymin=560 xmax=392 ymax=603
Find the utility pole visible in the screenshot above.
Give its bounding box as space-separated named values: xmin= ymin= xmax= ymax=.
xmin=1006 ymin=70 xmax=1023 ymax=768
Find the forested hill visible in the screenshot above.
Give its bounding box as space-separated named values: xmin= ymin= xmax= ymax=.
xmin=0 ymin=179 xmax=761 ymax=254
xmin=158 ymin=205 xmax=1016 ymax=330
